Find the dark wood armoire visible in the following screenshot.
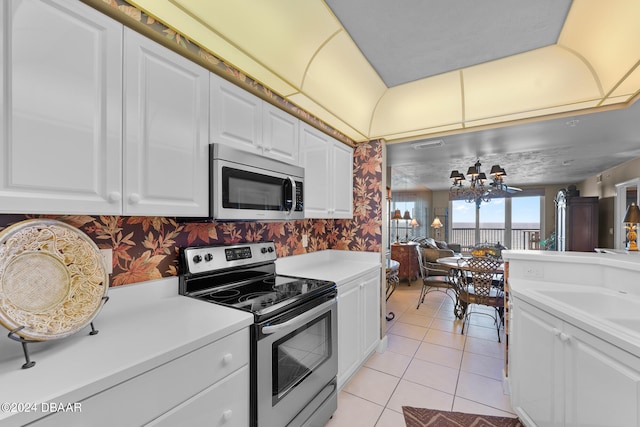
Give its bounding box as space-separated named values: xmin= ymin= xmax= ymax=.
xmin=566 ymin=196 xmax=599 ymax=252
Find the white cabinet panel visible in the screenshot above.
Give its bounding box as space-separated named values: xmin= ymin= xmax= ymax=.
xmin=337 ymin=281 xmax=360 ymax=387
xmin=361 ymin=272 xmax=381 ymax=358
xmin=211 ymin=75 xmax=301 ymax=165
xmin=332 ymin=141 xmax=354 ymax=218
xmin=510 ymin=298 xmax=640 ymax=427
xmin=124 ymin=29 xmax=209 ymax=217
xmin=210 ymin=74 xmax=263 ymax=154
xmin=336 ymin=269 xmax=381 ymax=389
xmin=300 ymin=123 xmax=332 ymax=218
xmin=32 ymin=328 xmax=249 ymax=427
xmin=147 ymin=366 xmax=249 ymax=427
xmin=0 ymin=0 xmax=122 ymax=214
xmin=510 ymin=300 xmax=563 ymax=427
xmin=300 ymin=122 xmax=353 ymax=219
xmin=563 ymin=323 xmax=640 ymax=427
xmin=263 ymin=102 xmax=299 ymax=164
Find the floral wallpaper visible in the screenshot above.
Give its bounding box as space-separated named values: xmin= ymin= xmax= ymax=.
xmin=0 ymin=141 xmax=382 ymax=287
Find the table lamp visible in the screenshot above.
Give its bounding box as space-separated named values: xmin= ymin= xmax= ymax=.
xmin=403 ymin=211 xmax=411 ymax=241
xmin=410 ymin=218 xmax=419 ymax=240
xmin=623 ymin=203 xmax=640 ymax=251
xmin=431 ymin=217 xmax=443 ymax=240
xmin=392 ymin=209 xmax=402 ymax=243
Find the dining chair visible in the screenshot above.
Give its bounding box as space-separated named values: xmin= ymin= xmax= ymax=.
xmin=415 ymin=245 xmax=457 ymax=311
xmin=457 ymin=256 xmax=504 ymax=342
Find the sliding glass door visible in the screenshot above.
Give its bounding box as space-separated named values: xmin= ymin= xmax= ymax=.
xmin=451 ymin=195 xmax=542 ymax=251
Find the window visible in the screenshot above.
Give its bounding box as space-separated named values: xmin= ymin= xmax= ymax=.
xmin=391 ymin=200 xmax=416 ymax=242
xmin=451 ymin=194 xmax=542 ymax=251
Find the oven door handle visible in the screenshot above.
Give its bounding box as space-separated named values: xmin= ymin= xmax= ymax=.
xmin=261 ymin=297 xmax=335 ymax=335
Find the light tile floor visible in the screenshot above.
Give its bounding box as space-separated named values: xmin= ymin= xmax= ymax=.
xmin=325 ymin=280 xmax=516 ymax=427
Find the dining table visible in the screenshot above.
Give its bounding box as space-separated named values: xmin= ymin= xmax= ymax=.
xmin=435 ymin=255 xmax=505 ymax=319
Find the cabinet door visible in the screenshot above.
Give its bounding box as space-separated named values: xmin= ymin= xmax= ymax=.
xmin=147 ymin=366 xmax=249 ymax=427
xmin=300 ymin=123 xmax=332 ymax=218
xmin=360 ymin=271 xmax=381 ymax=358
xmin=263 ymin=102 xmax=299 ymax=165
xmin=509 ymin=299 xmax=564 ymax=427
xmin=210 ymin=74 xmax=262 ymax=154
xmin=0 ymin=0 xmax=122 ymax=215
xmin=124 ymin=29 xmax=209 ymax=217
xmin=337 ymin=281 xmax=360 ymax=388
xmin=332 ymin=141 xmax=354 ymax=218
xmin=566 ymin=197 xmax=598 ymax=252
xmin=563 ymin=323 xmax=640 ymax=427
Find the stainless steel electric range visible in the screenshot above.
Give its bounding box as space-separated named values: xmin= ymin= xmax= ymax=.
xmin=179 ymin=241 xmax=337 ymax=427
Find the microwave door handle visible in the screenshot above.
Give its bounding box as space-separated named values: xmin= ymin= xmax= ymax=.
xmin=286 ymin=176 xmax=296 ymax=214
xmin=261 ymin=298 xmax=335 ymax=335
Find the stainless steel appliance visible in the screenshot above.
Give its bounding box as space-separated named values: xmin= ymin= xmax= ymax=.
xmin=179 ymin=241 xmax=337 ymax=427
xmin=211 ymin=144 xmax=304 ymax=221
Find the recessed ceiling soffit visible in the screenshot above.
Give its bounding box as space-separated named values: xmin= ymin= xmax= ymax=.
xmin=128 ymin=0 xmax=640 ymax=144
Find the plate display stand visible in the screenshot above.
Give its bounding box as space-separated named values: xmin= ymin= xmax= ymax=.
xmin=6 ymin=296 xmax=109 ymax=369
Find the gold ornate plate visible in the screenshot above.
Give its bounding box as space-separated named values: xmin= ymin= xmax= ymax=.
xmin=0 ymin=219 xmax=108 ymax=341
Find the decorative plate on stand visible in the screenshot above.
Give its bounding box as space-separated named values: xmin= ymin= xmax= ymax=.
xmin=0 ymin=219 xmax=109 ymax=341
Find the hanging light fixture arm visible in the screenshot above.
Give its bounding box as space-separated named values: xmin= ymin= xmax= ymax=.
xmin=449 ymin=159 xmax=511 ymax=208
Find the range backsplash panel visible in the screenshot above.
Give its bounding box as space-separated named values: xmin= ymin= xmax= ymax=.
xmin=0 ymin=141 xmax=382 ymax=287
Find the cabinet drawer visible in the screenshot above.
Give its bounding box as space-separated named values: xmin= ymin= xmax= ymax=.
xmin=147 ymin=365 xmax=249 ymax=426
xmin=31 ymin=328 xmax=249 ymax=427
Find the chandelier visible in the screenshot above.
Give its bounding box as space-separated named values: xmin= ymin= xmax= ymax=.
xmin=449 ymin=160 xmax=519 ymax=208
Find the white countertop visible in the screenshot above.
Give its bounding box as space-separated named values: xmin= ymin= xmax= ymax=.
xmin=503 ymin=249 xmax=640 ymax=296
xmin=0 ymin=277 xmax=253 ymax=427
xmin=504 ymin=250 xmax=640 ymax=357
xmin=275 ymin=250 xmax=382 ymax=284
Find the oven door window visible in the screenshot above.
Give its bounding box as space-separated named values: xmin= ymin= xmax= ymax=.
xmin=272 ymin=311 xmax=332 ymax=404
xmin=222 ymin=166 xmax=286 ymax=211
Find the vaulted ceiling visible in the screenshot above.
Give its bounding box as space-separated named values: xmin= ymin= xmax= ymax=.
xmin=127 ymin=0 xmax=640 ymax=189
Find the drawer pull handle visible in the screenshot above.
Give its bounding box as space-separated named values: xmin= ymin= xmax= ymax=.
xmin=222 ymin=353 xmax=233 ymax=365
xmin=223 ymin=409 xmax=233 ymax=421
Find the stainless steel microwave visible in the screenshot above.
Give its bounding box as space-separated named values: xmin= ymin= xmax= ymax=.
xmin=210 ymin=143 xmax=304 ymax=221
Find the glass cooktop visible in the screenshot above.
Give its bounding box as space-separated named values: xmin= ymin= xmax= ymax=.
xmin=196 ymin=275 xmax=335 ymax=316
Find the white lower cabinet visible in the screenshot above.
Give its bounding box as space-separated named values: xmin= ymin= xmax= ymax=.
xmin=31 ymin=329 xmax=249 ymax=426
xmin=510 ymin=298 xmax=640 ymax=427
xmin=147 ymin=366 xmax=248 ymax=427
xmin=337 ymin=269 xmax=380 ymax=388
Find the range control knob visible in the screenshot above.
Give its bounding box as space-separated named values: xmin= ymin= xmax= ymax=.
xmin=193 ymin=254 xmax=202 ymax=263
xmin=261 ymin=247 xmax=267 ymax=254
xmin=267 ymin=246 xmax=274 ymax=253
xmin=204 ymin=253 xmax=213 ymax=262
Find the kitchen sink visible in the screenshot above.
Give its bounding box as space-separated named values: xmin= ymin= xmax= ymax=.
xmin=534 ymin=288 xmax=640 ymax=319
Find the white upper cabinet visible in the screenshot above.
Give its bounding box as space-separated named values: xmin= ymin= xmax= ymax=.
xmin=0 ymin=0 xmax=123 ymax=215
xmin=210 ymin=74 xmax=300 ymax=164
xmin=124 ymin=29 xmax=210 ymax=217
xmin=262 ymin=102 xmax=299 ymax=165
xmin=332 ymin=142 xmax=354 ymax=218
xmin=300 ymin=122 xmax=353 ymax=218
xmin=210 ymin=74 xmax=263 ymax=155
